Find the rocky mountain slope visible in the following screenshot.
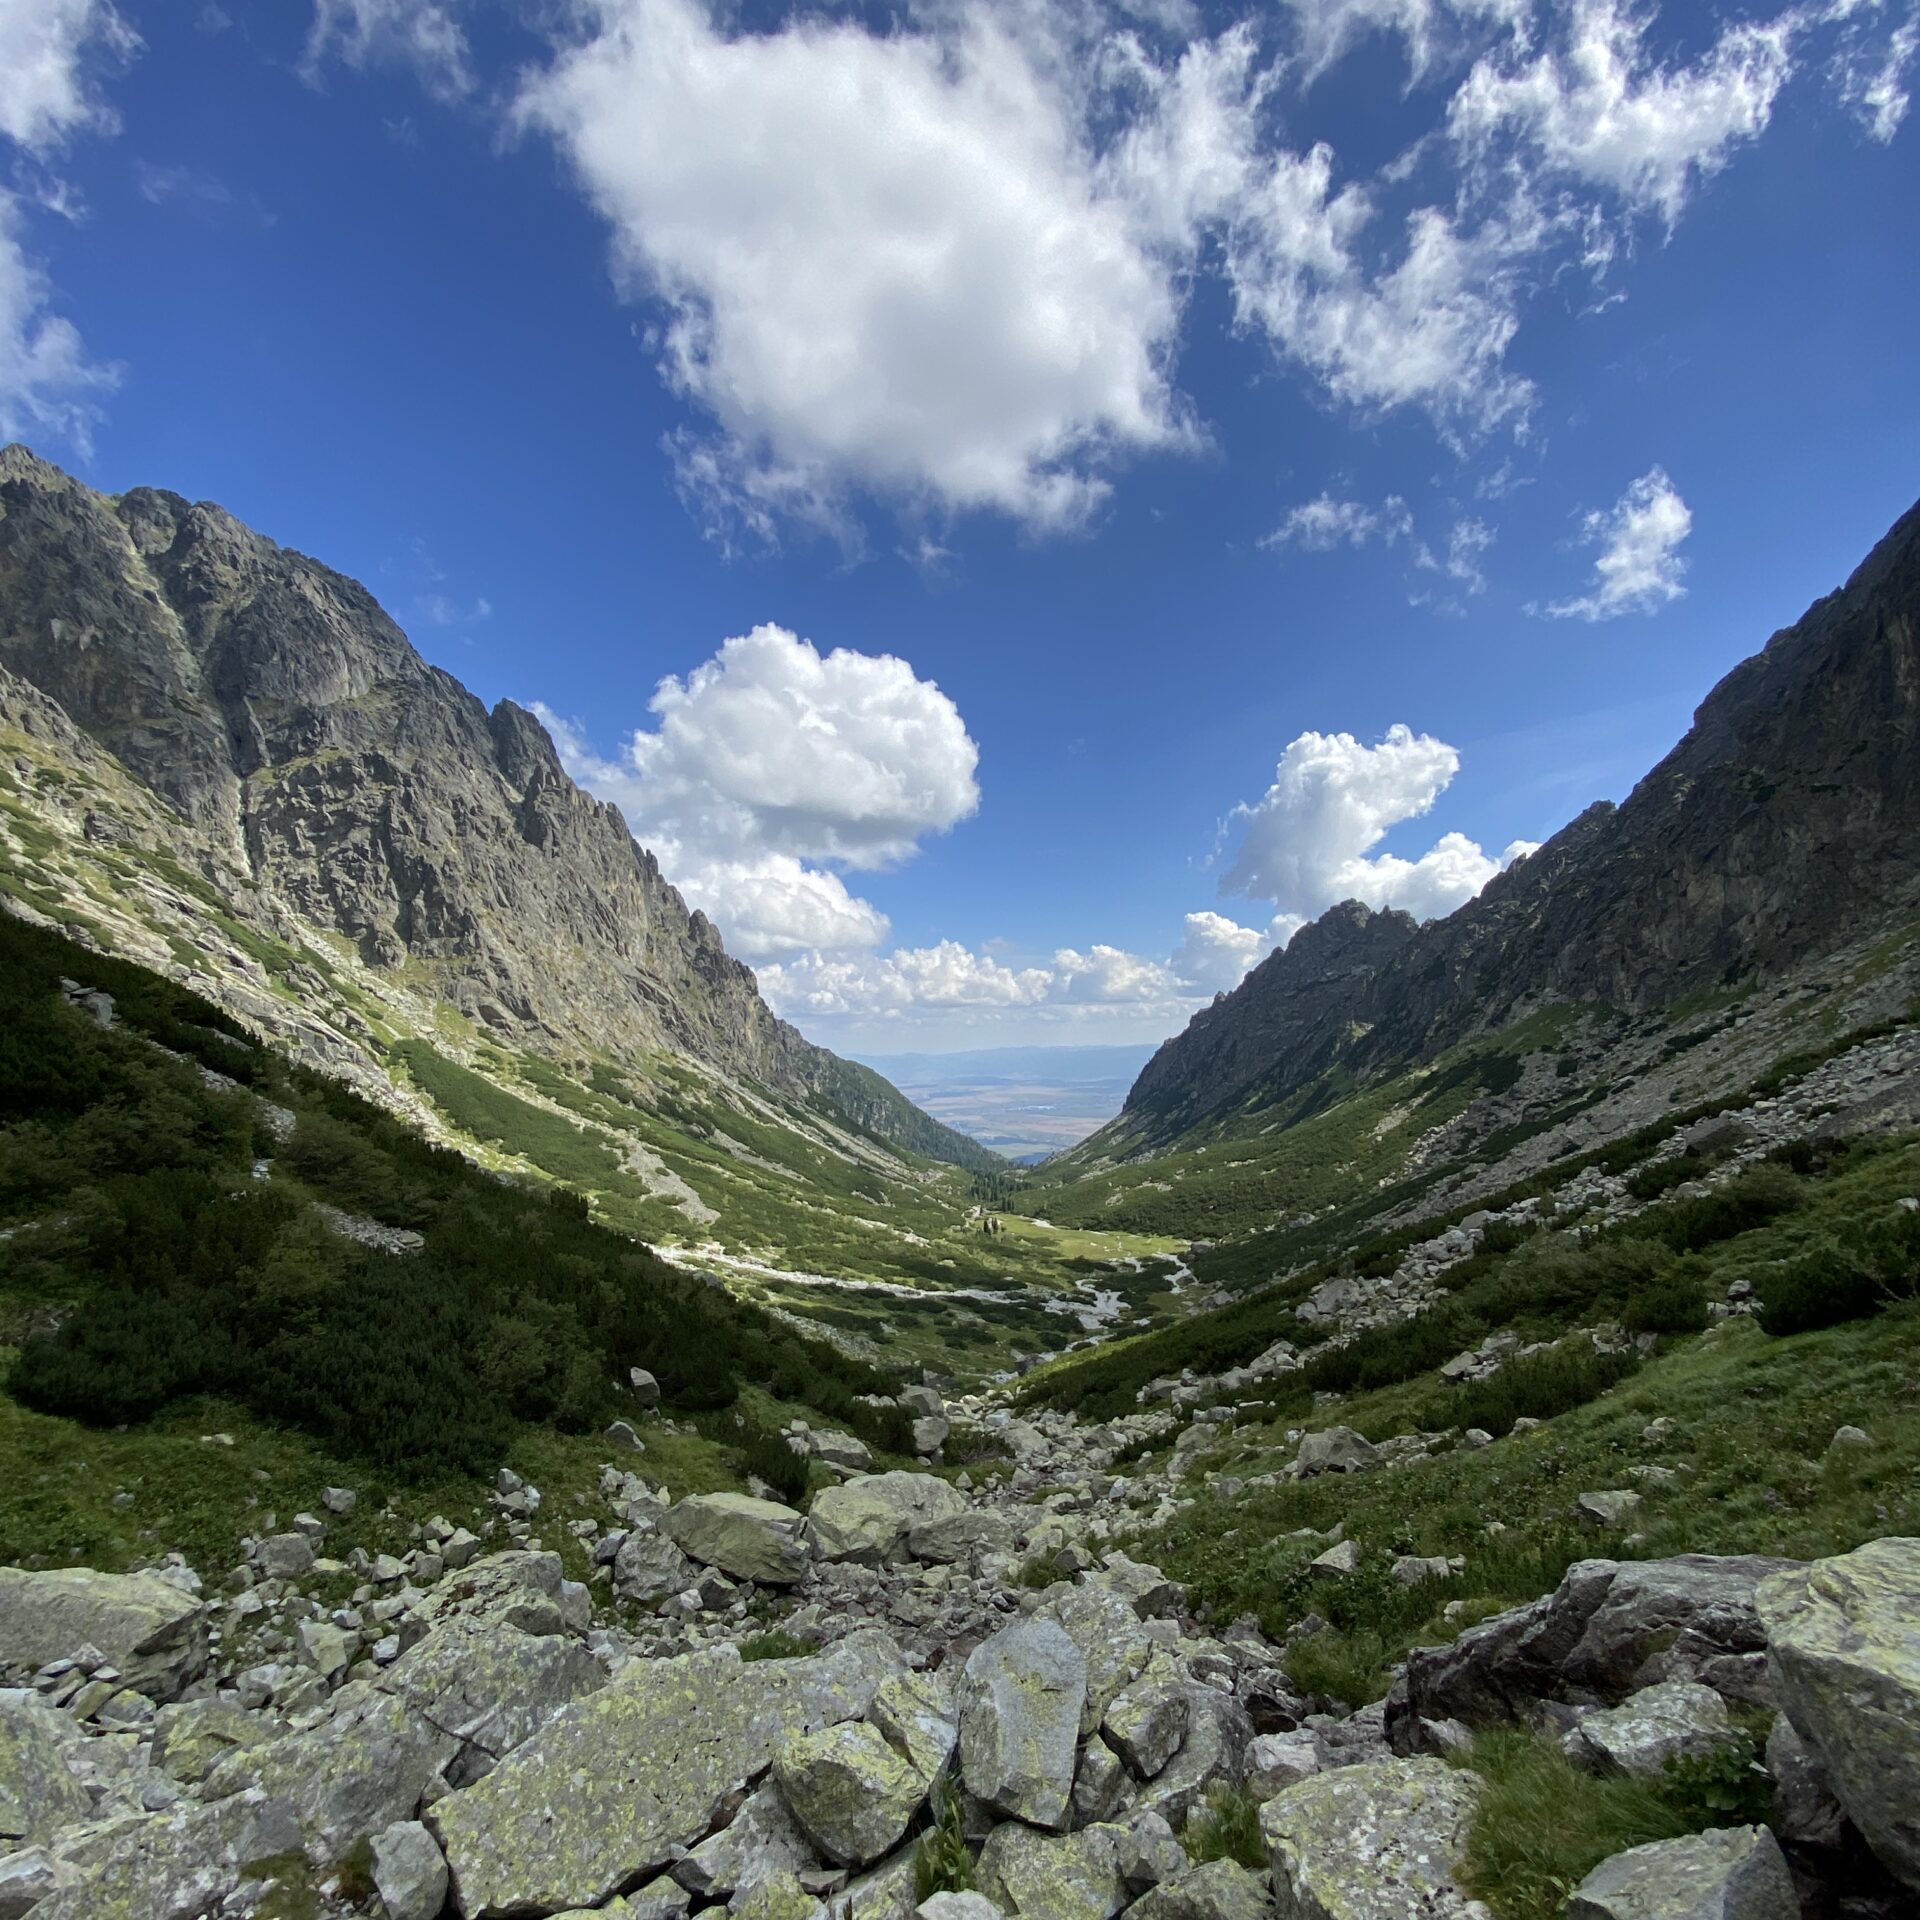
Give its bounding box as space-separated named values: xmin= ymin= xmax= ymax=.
xmin=1112 ymin=494 xmax=1920 ymax=1149
xmin=0 ymin=441 xmax=992 ymax=1177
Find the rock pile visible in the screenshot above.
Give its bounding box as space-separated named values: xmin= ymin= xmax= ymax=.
xmin=3 ymin=1407 xmax=1918 ymax=1920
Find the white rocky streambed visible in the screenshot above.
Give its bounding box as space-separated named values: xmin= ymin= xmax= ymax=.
xmin=3 ymin=1386 xmax=1918 ymax=1920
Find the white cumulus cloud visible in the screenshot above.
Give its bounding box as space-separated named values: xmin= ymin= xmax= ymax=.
xmin=1221 ymin=723 xmax=1535 ymax=924
xmin=1543 ymin=464 xmax=1691 ymax=619
xmin=1170 ymin=909 xmax=1276 ymax=992
xmin=0 ymin=0 xmax=136 ymax=154
xmin=536 ymin=623 xmax=979 ymax=960
xmin=1226 ymin=146 xmax=1539 ymax=436
xmin=515 ymin=0 xmax=1227 ymax=539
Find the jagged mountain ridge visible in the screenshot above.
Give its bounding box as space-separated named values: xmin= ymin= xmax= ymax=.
xmin=0 ymin=443 xmax=995 ymax=1174
xmin=1117 ymin=492 xmax=1920 ymax=1146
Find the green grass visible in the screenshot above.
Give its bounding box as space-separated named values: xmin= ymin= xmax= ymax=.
xmin=913 ymin=1783 xmax=977 ymax=1900
xmin=739 ymin=1630 xmax=814 ymax=1661
xmin=1454 ymin=1726 xmax=1770 ymax=1920
xmin=1182 ymin=1787 xmax=1266 ymax=1869
xmin=1143 ymin=1298 xmax=1920 ymax=1704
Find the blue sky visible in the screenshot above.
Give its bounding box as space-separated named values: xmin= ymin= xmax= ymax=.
xmin=2 ymin=0 xmax=1916 ymax=1052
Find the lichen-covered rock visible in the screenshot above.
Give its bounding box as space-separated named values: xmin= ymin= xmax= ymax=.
xmin=1293 ymin=1428 xmax=1380 ymax=1477
xmin=1244 ymin=1733 xmax=1319 ymax=1803
xmin=808 ymin=1475 xmax=969 ymax=1565
xmin=614 ymin=1530 xmax=699 ymax=1606
xmin=1114 ymin=1811 xmax=1185 ymax=1892
xmin=1126 ymin=1859 xmax=1273 ymax=1920
xmin=200 ymin=1684 xmax=456 ymax=1865
xmin=1036 ymin=1585 xmax=1152 ymax=1737
xmin=1757 ymin=1535 xmax=1920 ymax=1888
xmin=1565 ymin=1825 xmax=1796 ymax=1920
xmin=1132 ymin=1688 xmax=1252 ymax=1829
xmin=1103 ymin=1659 xmax=1190 ymax=1780
xmin=1261 ymin=1757 xmax=1481 ymax=1920
xmin=149 ymin=1697 xmax=283 ymax=1786
xmin=664 ymin=1492 xmax=810 ymax=1585
xmin=0 ymin=1844 xmax=63 ymax=1919
xmin=975 ymin=1820 xmax=1129 ymax=1920
xmin=674 ymin=1781 xmax=817 ymax=1900
xmin=870 ymin=1670 xmax=959 ymax=1785
xmin=370 ymin=1820 xmax=448 ymax=1920
xmin=908 ymin=1512 xmax=1018 ymax=1566
xmin=0 ymin=1692 xmax=89 ymax=1845
xmin=377 ymin=1618 xmax=605 ymax=1785
xmin=31 ymin=1785 xmax=302 ymax=1920
xmin=409 ymin=1550 xmax=572 ymax=1636
xmin=1071 ymin=1738 xmax=1135 ymax=1829
xmin=430 ymin=1632 xmax=904 ymax=1916
xmin=0 ymin=1568 xmax=205 ymax=1701
xmin=735 ymin=1869 xmax=829 ymax=1920
xmin=958 ymin=1619 xmax=1087 ymax=1830
xmin=1563 ymin=1682 xmax=1735 ymax=1777
xmin=829 ymin=1842 xmax=922 ymax=1920
xmin=776 ymin=1720 xmax=931 ymax=1867
xmin=918 ymin=1895 xmax=1007 ymax=1920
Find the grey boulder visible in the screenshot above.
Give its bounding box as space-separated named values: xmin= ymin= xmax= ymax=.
xmin=1565 ymin=1825 xmax=1796 ymax=1920
xmin=370 ymin=1820 xmax=449 ymax=1920
xmin=958 ymin=1618 xmax=1087 ymax=1830
xmin=1563 ymin=1681 xmax=1736 ymax=1777
xmin=1757 ymin=1535 xmax=1920 ymax=1889
xmin=663 ymin=1493 xmax=810 ymax=1586
xmin=1262 ymin=1757 xmax=1481 ymax=1920
xmin=0 ymin=1568 xmax=206 ymax=1701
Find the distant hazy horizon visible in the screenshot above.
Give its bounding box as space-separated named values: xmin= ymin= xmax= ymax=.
xmin=859 ymin=1043 xmax=1159 ymax=1162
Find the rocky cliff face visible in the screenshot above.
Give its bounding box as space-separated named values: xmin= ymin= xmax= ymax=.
xmin=1123 ymin=494 xmax=1920 ymax=1143
xmin=0 ymin=444 xmax=991 ymax=1171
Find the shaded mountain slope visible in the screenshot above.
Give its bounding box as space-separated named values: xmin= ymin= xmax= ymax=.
xmin=1117 ymin=492 xmax=1920 ymax=1147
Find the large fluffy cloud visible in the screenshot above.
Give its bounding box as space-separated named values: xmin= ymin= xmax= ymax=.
xmin=0 ymin=0 xmax=136 ymax=153
xmin=538 ymin=624 xmax=978 ymax=959
xmin=516 ymin=0 xmax=1214 ymax=538
xmin=1221 ymin=724 xmax=1536 ymax=926
xmin=1542 ymin=465 xmax=1691 ymax=618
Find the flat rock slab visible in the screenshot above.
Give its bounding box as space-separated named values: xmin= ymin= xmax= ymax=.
xmin=431 ymin=1631 xmax=904 ymax=1917
xmin=0 ymin=1568 xmax=205 ymax=1701
xmin=1758 ymin=1535 xmax=1920 ymax=1890
xmin=1262 ymin=1756 xmax=1481 ymax=1920
xmin=1566 ymin=1825 xmax=1796 ymax=1920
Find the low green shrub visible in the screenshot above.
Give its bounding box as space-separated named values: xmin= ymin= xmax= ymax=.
xmin=739 ymin=1630 xmax=813 ymax=1661
xmin=1182 ymin=1786 xmax=1265 ymax=1869
xmin=913 ymin=1783 xmax=976 ymax=1899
